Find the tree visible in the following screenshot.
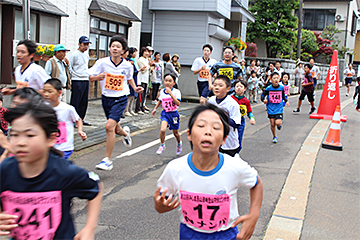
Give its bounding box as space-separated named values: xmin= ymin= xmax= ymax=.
xmin=312 ymin=32 xmax=333 ymax=62
xmin=247 ymin=0 xmax=299 ymax=58
xmin=292 ymin=29 xmax=318 ymax=61
xmin=321 ymin=24 xmax=352 ymax=59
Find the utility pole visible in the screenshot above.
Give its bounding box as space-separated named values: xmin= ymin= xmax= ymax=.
xmin=296 ymin=0 xmax=303 ymax=60
xmin=22 ymin=0 xmax=30 ymax=39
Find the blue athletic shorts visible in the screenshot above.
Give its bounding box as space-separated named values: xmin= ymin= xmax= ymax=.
xmin=160 ymin=110 xmax=180 ymax=130
xmin=180 ymin=223 xmax=239 ymax=240
xmin=101 ymin=95 xmax=127 ymax=122
xmin=345 ymin=77 xmax=353 ymax=85
xmin=197 ymin=81 xmax=211 ymax=98
xmin=63 ymin=150 xmax=74 ymax=160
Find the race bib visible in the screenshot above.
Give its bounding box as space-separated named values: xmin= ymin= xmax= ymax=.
xmin=56 ymin=121 xmax=67 ymax=144
xmin=310 ymin=71 xmax=316 ymax=78
xmin=269 ymin=91 xmax=282 ymax=103
xmin=347 ymin=73 xmax=352 ymax=77
xmin=284 ymin=85 xmax=289 ymax=95
xmin=180 ymin=190 xmax=230 ymax=231
xmin=218 ymin=68 xmax=234 ymax=80
xmin=199 ymin=69 xmax=210 ymax=79
xmin=239 ymin=105 xmax=247 ymax=117
xmin=105 ymin=73 xmax=124 ymax=91
xmin=162 ymin=97 xmax=177 ymax=112
xmin=16 ymin=81 xmax=29 ymax=88
xmin=0 ymin=190 xmax=62 ymax=240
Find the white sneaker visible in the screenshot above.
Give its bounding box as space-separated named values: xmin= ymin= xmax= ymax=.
xmin=96 ymin=157 xmax=113 ymax=170
xmin=130 ymin=111 xmax=138 ymax=116
xmin=143 ymin=110 xmax=150 ymax=114
xmin=124 ymin=112 xmax=132 ymax=117
xmin=136 ymin=111 xmax=144 ymax=115
xmin=151 ymin=100 xmax=157 ymax=105
xmin=122 ymin=126 xmax=132 ymax=147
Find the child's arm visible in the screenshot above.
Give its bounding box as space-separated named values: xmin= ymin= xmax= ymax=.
xmin=282 ymin=90 xmax=290 ymax=107
xmin=76 ymin=118 xmax=87 ymax=141
xmin=247 ymin=111 xmax=256 ymax=125
xmin=153 ymin=186 xmax=180 ymax=214
xmin=89 ymin=72 xmax=105 ymax=82
xmin=0 ymin=212 xmax=18 ymax=236
xmin=261 ymin=90 xmax=268 ymax=104
xmin=74 ymin=182 xmax=103 ymax=240
xmin=166 ymin=88 xmax=180 ymax=106
xmin=151 ymin=100 xmax=162 ymax=117
xmin=232 ymin=176 xmax=263 ymax=240
xmin=128 ymin=79 xmax=144 ymax=93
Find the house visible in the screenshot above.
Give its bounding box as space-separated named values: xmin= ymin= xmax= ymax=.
xmin=0 ymin=0 xmax=142 ymax=99
xmin=140 ymin=0 xmax=255 ymax=97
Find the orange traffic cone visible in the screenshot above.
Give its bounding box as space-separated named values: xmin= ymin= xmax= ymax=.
xmin=322 ymin=105 xmax=343 ymax=151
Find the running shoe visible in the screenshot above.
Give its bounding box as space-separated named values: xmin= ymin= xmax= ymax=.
xmin=309 ymin=107 xmax=316 ymax=114
xmin=156 ymin=145 xmax=166 ymax=154
xmin=272 ymin=137 xmax=278 ymax=143
xmin=130 ymin=111 xmax=138 ymax=116
xmin=176 ymin=141 xmax=183 ymax=155
xmin=277 ymin=125 xmax=282 ymax=131
xmin=124 ymin=112 xmax=132 ymax=117
xmin=96 ymin=157 xmax=113 ymax=170
xmin=253 ymin=101 xmax=258 ymax=103
xmin=122 ymin=126 xmax=132 ymax=147
xmin=293 ymin=108 xmax=300 ymax=113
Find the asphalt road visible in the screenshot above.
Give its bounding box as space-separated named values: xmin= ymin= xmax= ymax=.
xmin=70 ymin=86 xmax=359 ymax=240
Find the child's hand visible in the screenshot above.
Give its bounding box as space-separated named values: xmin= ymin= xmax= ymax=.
xmin=0 ymin=212 xmax=18 ymax=236
xmin=250 ymin=119 xmax=256 ymax=125
xmin=286 ymin=102 xmax=290 ymax=107
xmin=263 ymin=99 xmax=267 ymax=104
xmin=151 ymin=109 xmax=156 ymax=117
xmin=135 ymin=86 xmax=144 ymax=93
xmin=78 ymin=131 xmax=87 ymax=141
xmin=231 ymin=213 xmax=259 ymax=240
xmin=164 ymin=87 xmax=172 ymax=94
xmin=73 ymin=226 xmax=95 ymax=240
xmin=153 ymin=186 xmax=180 ymax=213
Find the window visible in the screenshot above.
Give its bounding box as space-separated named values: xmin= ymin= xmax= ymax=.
xmin=118 ymin=25 xmax=125 ymax=34
xmin=351 ymin=11 xmax=358 ymax=36
xmin=100 ymin=21 xmax=107 ymax=31
xmin=14 ymin=10 xmax=37 ymax=41
xmin=109 ymin=23 xmax=117 ymax=32
xmin=90 ymin=18 xmax=99 ymax=28
xmin=39 ymin=15 xmax=60 ymax=43
xmin=296 ymin=9 xmax=336 ymax=30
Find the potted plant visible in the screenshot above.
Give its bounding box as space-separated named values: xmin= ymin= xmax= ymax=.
xmin=34 ymin=45 xmax=44 ymax=61
xmin=42 ymin=44 xmax=55 ymax=61
xmin=225 ymin=37 xmax=247 ymax=53
xmin=289 ymin=85 xmax=299 ymax=95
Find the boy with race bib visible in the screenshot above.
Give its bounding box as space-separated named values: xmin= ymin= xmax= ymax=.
xmin=151 ymin=73 xmax=182 ymax=155
xmin=153 ymin=104 xmax=263 ymax=240
xmin=87 ymin=35 xmax=143 ymax=170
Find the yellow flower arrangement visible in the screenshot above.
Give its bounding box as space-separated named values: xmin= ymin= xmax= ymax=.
xmin=226 ymin=37 xmax=247 ymax=52
xmin=35 ymin=45 xmax=45 ymax=56
xmin=44 ymin=44 xmax=55 ymax=57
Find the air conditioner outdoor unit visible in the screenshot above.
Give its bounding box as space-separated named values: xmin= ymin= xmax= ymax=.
xmin=335 ymin=14 xmax=345 ymax=22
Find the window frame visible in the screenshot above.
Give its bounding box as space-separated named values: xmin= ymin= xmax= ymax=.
xmin=296 ymin=8 xmax=336 ymax=31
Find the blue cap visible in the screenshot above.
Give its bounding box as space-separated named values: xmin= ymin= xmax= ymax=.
xmin=79 ymin=36 xmax=91 ymax=43
xmin=54 ymin=44 xmax=70 ymax=52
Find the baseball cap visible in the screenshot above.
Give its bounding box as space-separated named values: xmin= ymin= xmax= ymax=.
xmin=146 ymin=46 xmax=154 ymax=51
xmin=54 ymin=44 xmax=70 ymax=52
xmin=79 ymin=36 xmax=91 ymax=44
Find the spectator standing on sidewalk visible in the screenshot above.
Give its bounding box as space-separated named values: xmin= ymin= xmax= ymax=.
xmin=68 ymin=36 xmax=92 ymax=125
xmin=309 ymin=57 xmax=320 ymax=91
xmin=164 ymin=53 xmax=180 ymax=85
xmin=344 ymin=63 xmax=355 ymax=97
xmin=151 ymin=52 xmax=164 ymax=104
xmin=135 ymin=47 xmax=150 ymax=114
xmin=45 ymin=44 xmax=71 ymax=102
xmin=294 ymin=62 xmax=304 ymax=92
xmin=124 ymin=47 xmax=139 ymax=116
xmin=172 ymin=54 xmax=181 ymax=74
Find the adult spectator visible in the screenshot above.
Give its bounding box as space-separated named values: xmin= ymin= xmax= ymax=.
xmin=172 ymin=54 xmax=181 ymax=74
xmin=247 ymin=59 xmax=259 ymax=79
xmin=294 ymin=62 xmax=304 ymax=92
xmin=191 ymin=44 xmax=217 ymax=105
xmin=309 ymin=57 xmax=320 ymax=90
xmin=344 ymin=63 xmax=355 ymax=97
xmin=45 ymin=44 xmax=71 ymax=102
xmin=135 ymin=47 xmax=150 ymax=114
xmin=151 ymin=52 xmax=164 ymax=104
xmin=163 ymin=53 xmax=180 ymax=84
xmin=68 ymin=36 xmax=92 ymax=125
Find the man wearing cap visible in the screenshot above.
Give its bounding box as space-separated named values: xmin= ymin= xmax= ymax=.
xmin=68 ymin=36 xmax=92 ymax=125
xmin=45 ymin=44 xmax=71 ymax=102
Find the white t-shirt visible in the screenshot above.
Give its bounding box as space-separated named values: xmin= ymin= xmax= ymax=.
xmin=274 ymin=68 xmax=284 ymax=78
xmin=208 ymin=96 xmax=241 ymax=150
xmin=87 ymin=57 xmax=133 ymax=97
xmin=137 ymin=56 xmax=150 ymax=84
xmin=157 ymin=152 xmax=258 ymax=233
xmin=159 ymin=88 xmax=181 ymax=112
xmin=14 ymin=63 xmax=50 ymax=90
xmin=310 ymin=65 xmax=320 ymax=79
xmin=344 ymin=68 xmax=355 ymax=78
xmin=191 ymin=57 xmax=218 ymax=82
xmin=53 ymin=102 xmax=80 ymax=152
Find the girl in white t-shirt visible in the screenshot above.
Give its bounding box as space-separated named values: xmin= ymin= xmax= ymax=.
xmin=154 ymin=104 xmax=263 ymax=240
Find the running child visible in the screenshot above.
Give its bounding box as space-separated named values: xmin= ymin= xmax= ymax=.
xmin=43 ymin=78 xmax=87 ymax=160
xmin=232 ymin=79 xmax=256 ymax=152
xmin=208 ymin=75 xmax=242 ymax=156
xmin=293 ymin=63 xmax=316 ymax=114
xmin=87 ymin=35 xmax=143 ymax=170
xmin=247 ymin=70 xmax=258 ymax=103
xmin=353 ymin=77 xmax=360 ymax=112
xmin=281 ymin=72 xmax=290 ymax=107
xmin=151 ymin=73 xmax=182 ymax=155
xmin=0 ymin=101 xmax=102 ymax=240
xmin=261 ymin=72 xmax=289 ymax=143
xmin=154 ymin=104 xmax=263 ymax=240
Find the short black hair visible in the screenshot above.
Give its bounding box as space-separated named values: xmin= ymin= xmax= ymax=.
xmin=45 ymin=78 xmax=62 ymax=91
xmin=164 ymin=73 xmax=176 ymax=82
xmin=234 ymin=79 xmax=248 ymax=89
xmin=268 ymin=62 xmax=275 ymax=67
xmin=232 ymin=55 xmax=238 ymax=61
xmin=251 ymin=70 xmax=256 ymax=75
xmin=357 ymin=76 xmax=360 ymax=82
xmin=154 ymin=51 xmax=161 ymax=57
xmin=188 ymin=104 xmax=230 ymax=149
xmin=202 ymin=44 xmax=213 ymax=52
xmin=214 ymin=75 xmax=231 ymax=88
xmin=304 ymin=63 xmax=312 ymax=69
xmin=250 ymin=59 xmax=256 ymax=65
xmin=140 ymin=47 xmax=148 ymax=57
xmin=223 ymin=46 xmax=234 ymax=54
xmin=109 ymin=35 xmax=128 ymax=50
xmin=17 ymin=39 xmax=37 ymax=56
xmin=128 ymin=47 xmax=137 ymax=55
xmin=271 ymin=72 xmax=280 ymax=78
xmin=276 ymin=61 xmax=281 ymax=64
xmin=282 ymin=72 xmax=290 ymax=80
xmin=309 ymin=57 xmax=315 ymax=62
xmin=13 ymin=87 xmax=43 ymax=103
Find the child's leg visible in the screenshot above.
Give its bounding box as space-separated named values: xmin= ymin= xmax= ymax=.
xmin=270 ymin=118 xmax=276 ymax=137
xmin=159 ymin=121 xmax=168 ymax=144
xmin=237 ymin=119 xmax=245 ymax=152
xmin=172 ymin=129 xmax=181 ymax=143
xmin=105 ymin=119 xmax=118 ymax=158
xmin=275 ymin=119 xmax=282 ymax=127
xmin=297 ymin=99 xmax=303 ymax=109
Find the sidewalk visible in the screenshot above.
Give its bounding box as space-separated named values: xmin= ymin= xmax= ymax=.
xmin=73 ymin=97 xmax=199 ymax=151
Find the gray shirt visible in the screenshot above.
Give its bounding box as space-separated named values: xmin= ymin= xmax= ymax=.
xmin=68 ymin=50 xmax=89 ymax=81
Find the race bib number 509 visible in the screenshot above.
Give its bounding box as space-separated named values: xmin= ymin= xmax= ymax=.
xmin=180 ymin=190 xmax=230 ymax=231
xmin=1 ymin=190 xmax=62 ymax=240
xmin=105 ymin=73 xmax=124 ymax=91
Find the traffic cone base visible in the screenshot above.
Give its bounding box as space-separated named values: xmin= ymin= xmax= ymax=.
xmin=310 ymin=113 xmax=347 ymax=122
xmin=322 ymin=142 xmax=343 ymax=151
xmin=322 ymin=105 xmax=343 ymax=151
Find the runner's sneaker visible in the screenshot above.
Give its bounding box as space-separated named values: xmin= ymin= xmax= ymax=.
xmin=156 ymin=144 xmax=166 ymax=154
xmin=272 ymin=137 xmax=278 ymax=143
xmin=293 ymin=108 xmax=300 ymax=113
xmin=176 ymin=141 xmax=182 ymax=155
xmin=122 ymin=126 xmax=132 ymax=147
xmin=277 ymin=125 xmax=282 ymax=131
xmin=309 ymin=107 xmax=316 ymax=114
xmin=96 ymin=157 xmax=113 ymax=170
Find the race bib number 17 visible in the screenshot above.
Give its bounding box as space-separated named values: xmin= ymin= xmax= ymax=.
xmin=1 ymin=190 xmax=62 ymax=240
